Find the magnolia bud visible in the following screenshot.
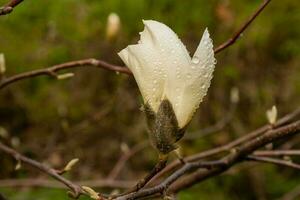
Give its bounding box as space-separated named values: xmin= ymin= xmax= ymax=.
xmin=0 ymin=127 xmax=9 ymax=138
xmin=15 ymin=160 xmax=22 ymax=170
xmin=118 ymin=20 xmax=215 ymax=155
xmin=266 ymin=105 xmax=277 ymax=125
xmin=106 ymin=13 xmax=121 ymax=40
xmin=63 ymin=158 xmax=79 ymax=172
xmin=11 ymin=137 xmax=20 ymax=148
xmin=0 ymin=53 xmax=6 ymax=75
xmin=57 ymin=73 xmax=74 ymax=80
xmin=230 ymin=87 xmax=239 ymax=104
xmin=82 ymin=186 xmax=99 ymax=199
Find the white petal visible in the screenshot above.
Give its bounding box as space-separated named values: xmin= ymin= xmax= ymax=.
xmin=176 ymin=28 xmax=216 ymax=128
xmin=118 ymin=20 xmax=190 ymax=112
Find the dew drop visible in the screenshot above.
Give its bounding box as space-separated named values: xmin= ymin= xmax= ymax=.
xmin=192 ymin=57 xmax=200 ymax=64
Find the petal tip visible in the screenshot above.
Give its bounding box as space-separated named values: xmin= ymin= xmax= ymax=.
xmin=203 ymin=28 xmax=210 ymax=38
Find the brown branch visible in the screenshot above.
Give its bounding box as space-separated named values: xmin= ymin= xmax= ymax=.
xmin=116 ymin=160 xmax=227 ymax=200
xmin=214 ymin=0 xmax=272 ymax=54
xmin=0 ymin=58 xmax=131 ymax=90
xmin=114 ymin=120 xmax=300 ymax=200
xmin=0 ymin=178 xmax=135 ymax=189
xmin=0 ymin=0 xmax=24 ymax=16
xmin=0 ymin=142 xmax=85 ymax=198
xmin=169 ymin=120 xmax=300 ymax=194
xmin=246 ymin=155 xmax=300 ymax=170
xmin=153 ymin=107 xmax=300 ymax=183
xmin=253 ymin=150 xmax=300 ymax=157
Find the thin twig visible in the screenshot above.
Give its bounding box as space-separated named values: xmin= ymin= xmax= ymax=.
xmin=0 ymin=178 xmax=135 ymax=189
xmin=0 ymin=0 xmax=24 ymax=16
xmin=0 ymin=58 xmax=131 ymax=90
xmin=254 ymin=150 xmax=300 ymax=157
xmin=214 ymin=0 xmax=272 ymax=54
xmin=0 ymin=142 xmax=85 ymax=198
xmin=246 ymin=155 xmax=300 ymax=170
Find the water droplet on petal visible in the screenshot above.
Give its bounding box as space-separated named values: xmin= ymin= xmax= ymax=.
xmin=192 ymin=56 xmax=200 ymax=64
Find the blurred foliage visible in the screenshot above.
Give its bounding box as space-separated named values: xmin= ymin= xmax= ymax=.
xmin=0 ymin=0 xmax=300 ymax=199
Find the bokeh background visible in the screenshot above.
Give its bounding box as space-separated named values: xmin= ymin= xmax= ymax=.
xmin=0 ymin=0 xmax=299 ymax=199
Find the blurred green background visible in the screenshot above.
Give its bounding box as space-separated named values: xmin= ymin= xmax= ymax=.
xmin=0 ymin=0 xmax=299 ymax=199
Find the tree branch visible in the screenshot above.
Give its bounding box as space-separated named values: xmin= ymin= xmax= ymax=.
xmin=152 ymin=107 xmax=300 ymax=183
xmin=0 ymin=142 xmax=85 ymax=198
xmin=0 ymin=178 xmax=135 ymax=189
xmin=253 ymin=150 xmax=300 ymax=157
xmin=0 ymin=58 xmax=131 ymax=89
xmin=115 ymin=120 xmax=300 ymax=199
xmin=0 ymin=0 xmax=24 ymax=16
xmin=214 ymin=0 xmax=272 ymax=54
xmin=169 ymin=120 xmax=300 ymax=194
xmin=246 ymin=155 xmax=300 ymax=170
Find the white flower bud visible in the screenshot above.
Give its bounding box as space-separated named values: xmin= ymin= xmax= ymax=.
xmin=57 ymin=73 xmax=74 ymax=80
xmin=120 ymin=143 xmax=130 ymax=154
xmin=118 ymin=20 xmax=215 ymax=129
xmin=0 ymin=127 xmax=9 ymax=138
xmin=82 ymin=186 xmax=99 ymax=199
xmin=230 ymin=87 xmax=239 ymax=103
xmin=63 ymin=158 xmax=79 ymax=172
xmin=15 ymin=160 xmax=22 ymax=170
xmin=118 ymin=20 xmax=216 ymax=154
xmin=11 ymin=137 xmax=20 ymax=148
xmin=266 ymin=105 xmax=277 ymax=125
xmin=106 ymin=12 xmax=121 ymax=40
xmin=0 ymin=53 xmax=6 ymax=74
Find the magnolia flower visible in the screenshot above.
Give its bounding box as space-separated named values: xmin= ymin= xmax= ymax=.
xmin=118 ymin=20 xmax=216 ymax=154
